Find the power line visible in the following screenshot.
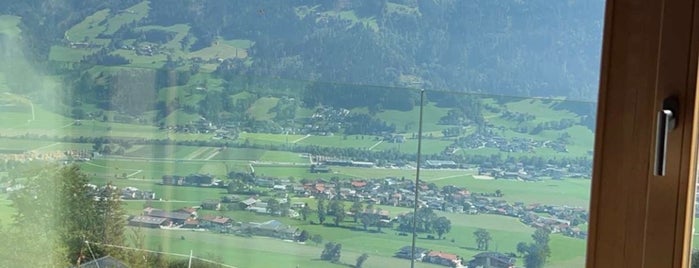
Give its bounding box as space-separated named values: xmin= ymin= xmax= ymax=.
xmin=84 ymin=239 xmax=100 ymax=268
xmin=85 ymin=241 xmax=237 ymax=268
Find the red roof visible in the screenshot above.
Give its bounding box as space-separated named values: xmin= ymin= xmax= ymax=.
xmin=314 ymin=183 xmax=325 ymax=192
xmin=351 ymin=180 xmax=367 ymax=187
xmin=201 ymin=215 xmax=231 ymax=224
xmin=178 ymin=207 xmax=197 ymax=214
xmin=428 ymin=251 xmax=459 ymax=261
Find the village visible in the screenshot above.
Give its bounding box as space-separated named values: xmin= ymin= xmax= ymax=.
xmin=113 ymin=163 xmax=588 ymax=267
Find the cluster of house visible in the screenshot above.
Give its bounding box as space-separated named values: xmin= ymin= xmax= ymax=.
xmin=310 ymin=157 xmax=376 ymax=168
xmin=478 ymin=163 xmax=590 ymax=181
xmin=238 ymin=220 xmax=299 ymax=240
xmin=458 ymin=132 xmax=569 ymax=154
xmin=120 ymin=186 xmax=156 ymax=200
xmin=160 ymin=117 xmax=216 ymax=134
xmin=128 ymin=206 xmax=301 ymax=240
xmin=248 ymin=175 xmax=588 ymax=240
xmin=239 ymin=196 xmax=302 ymax=217
xmin=394 ymin=246 xmax=515 ymax=268
xmin=0 ymin=149 xmax=85 ymax=163
xmin=383 ymin=134 xmax=406 ymax=143
xmin=282 ymin=106 xmax=352 ymax=135
xmin=312 ymin=155 xmax=461 ymax=171
xmin=67 ymin=41 xmax=100 ymax=49
xmin=129 ymin=206 xmax=234 ymax=231
xmin=160 ymin=173 xmax=223 ymax=187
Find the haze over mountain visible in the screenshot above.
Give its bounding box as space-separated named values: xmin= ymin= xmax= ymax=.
xmin=1 ymin=0 xmax=604 ymax=101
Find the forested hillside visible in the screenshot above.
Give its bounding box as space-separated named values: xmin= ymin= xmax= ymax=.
xmin=2 ymin=0 xmax=604 ymax=100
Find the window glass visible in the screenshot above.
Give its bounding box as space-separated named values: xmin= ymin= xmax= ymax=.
xmin=0 ymin=1 xmax=604 ymax=267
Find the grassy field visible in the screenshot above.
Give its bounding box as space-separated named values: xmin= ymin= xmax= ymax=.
xmin=374 ymin=138 xmax=453 ymax=154
xmin=78 ymin=153 xmax=589 ymax=208
xmin=138 ymin=24 xmax=189 ymax=46
xmin=374 ymin=102 xmax=451 ymax=133
xmin=211 ymin=148 xmax=266 ymax=161
xmin=64 ymin=1 xmax=149 ymax=43
xmin=428 ymin=175 xmax=591 ymax=207
xmin=296 ymin=135 xmax=379 ymax=148
xmin=189 ymin=43 xmax=248 ymax=60
xmin=504 ymin=98 xmax=579 ymax=124
xmin=0 ymin=15 xmax=20 ymax=37
xmin=102 ymin=1 xmax=150 ymax=35
xmin=113 ymin=49 xmax=168 ymax=69
xmin=133 ymin=227 xmax=444 ymax=268
xmin=320 ymin=10 xmax=379 ymax=32
xmin=247 ymin=97 xmax=279 ymax=120
xmin=219 ymin=39 xmax=254 ymax=49
xmin=80 ymin=158 xmax=247 ymax=181
xmin=89 ymin=173 xmax=228 ymax=202
xmin=0 ymin=138 xmax=57 ymax=151
xmin=121 ymin=205 xmax=585 ymax=268
xmin=65 ymin=9 xmax=110 ymax=44
xmin=49 ymin=46 xmax=98 ymax=62
xmin=259 ymin=151 xmax=310 ymax=163
xmin=161 ymin=110 xmax=202 ymax=126
xmin=0 ymin=105 xmax=71 ymax=133
xmin=238 ymin=132 xmax=307 ymax=146
xmin=126 ymin=145 xmax=204 ymax=159
xmin=0 ymin=194 xmax=14 ymax=227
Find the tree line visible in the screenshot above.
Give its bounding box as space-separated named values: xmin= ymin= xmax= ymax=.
xmin=0 ymin=164 xmax=226 ymax=267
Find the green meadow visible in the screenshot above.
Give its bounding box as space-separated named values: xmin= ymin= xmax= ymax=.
xmin=0 ymin=194 xmax=14 ymax=227
xmin=133 ymin=227 xmax=445 ymax=268
xmin=428 ymin=175 xmax=591 ymax=207
xmin=121 ymin=201 xmax=585 ymax=268
xmin=296 ymin=135 xmax=380 ymax=148
xmin=126 ymin=145 xmax=205 ymax=159
xmin=238 ymin=132 xmax=307 ymax=146
xmin=81 ymin=158 xmax=246 ymax=181
xmin=0 ymin=15 xmax=21 ymax=37
xmin=247 ymin=97 xmax=280 ymax=121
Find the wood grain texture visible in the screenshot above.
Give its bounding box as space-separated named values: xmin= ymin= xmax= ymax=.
xmin=588 ymin=0 xmax=699 ymax=267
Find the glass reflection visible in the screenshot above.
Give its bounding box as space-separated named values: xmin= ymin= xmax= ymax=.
xmin=0 ymin=0 xmax=603 ymax=267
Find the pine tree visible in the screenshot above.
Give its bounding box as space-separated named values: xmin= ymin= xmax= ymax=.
xmin=317 ymin=198 xmax=327 ymax=224
xmin=6 ymin=165 xmax=128 ymax=265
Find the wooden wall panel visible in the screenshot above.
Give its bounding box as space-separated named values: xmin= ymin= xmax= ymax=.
xmin=587 ymin=0 xmax=699 ymax=267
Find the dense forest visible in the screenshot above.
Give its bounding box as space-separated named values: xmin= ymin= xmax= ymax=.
xmin=1 ymin=0 xmax=604 ymax=100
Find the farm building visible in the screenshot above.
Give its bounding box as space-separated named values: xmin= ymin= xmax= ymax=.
xmin=128 ymin=216 xmax=168 ymax=228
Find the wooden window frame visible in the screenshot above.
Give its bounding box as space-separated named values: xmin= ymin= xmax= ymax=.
xmin=587 ymin=0 xmax=699 ymax=267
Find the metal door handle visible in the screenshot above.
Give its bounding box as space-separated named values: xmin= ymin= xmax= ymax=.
xmin=654 ymin=97 xmax=678 ymax=176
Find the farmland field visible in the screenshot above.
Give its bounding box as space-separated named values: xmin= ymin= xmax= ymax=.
xmin=112 ymin=49 xmax=168 ymax=69
xmin=247 ymin=97 xmax=279 ymax=120
xmin=64 ymin=9 xmax=110 ymax=44
xmin=49 ymin=46 xmax=98 ymax=62
xmin=238 ymin=132 xmax=307 ymax=146
xmin=258 ymin=151 xmax=310 ymax=163
xmin=136 ymin=24 xmax=191 ymax=51
xmin=189 ymin=43 xmax=248 ymax=61
xmin=0 ymin=194 xmax=13 ymax=227
xmin=429 ymin=175 xmax=591 ymax=207
xmin=0 ymin=91 xmax=595 ymax=266
xmin=375 ymin=102 xmax=451 ymax=133
xmin=296 ymin=135 xmax=380 ymax=148
xmin=211 ymin=148 xmax=267 ymax=161
xmin=0 ymin=15 xmax=20 ymax=36
xmin=374 ymin=138 xmax=452 ymax=154
xmin=126 ymin=145 xmax=204 ymax=159
xmin=133 ymin=227 xmax=445 ymax=268
xmin=122 ymin=207 xmax=585 ymax=268
xmin=80 ymin=158 xmax=247 ymax=180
